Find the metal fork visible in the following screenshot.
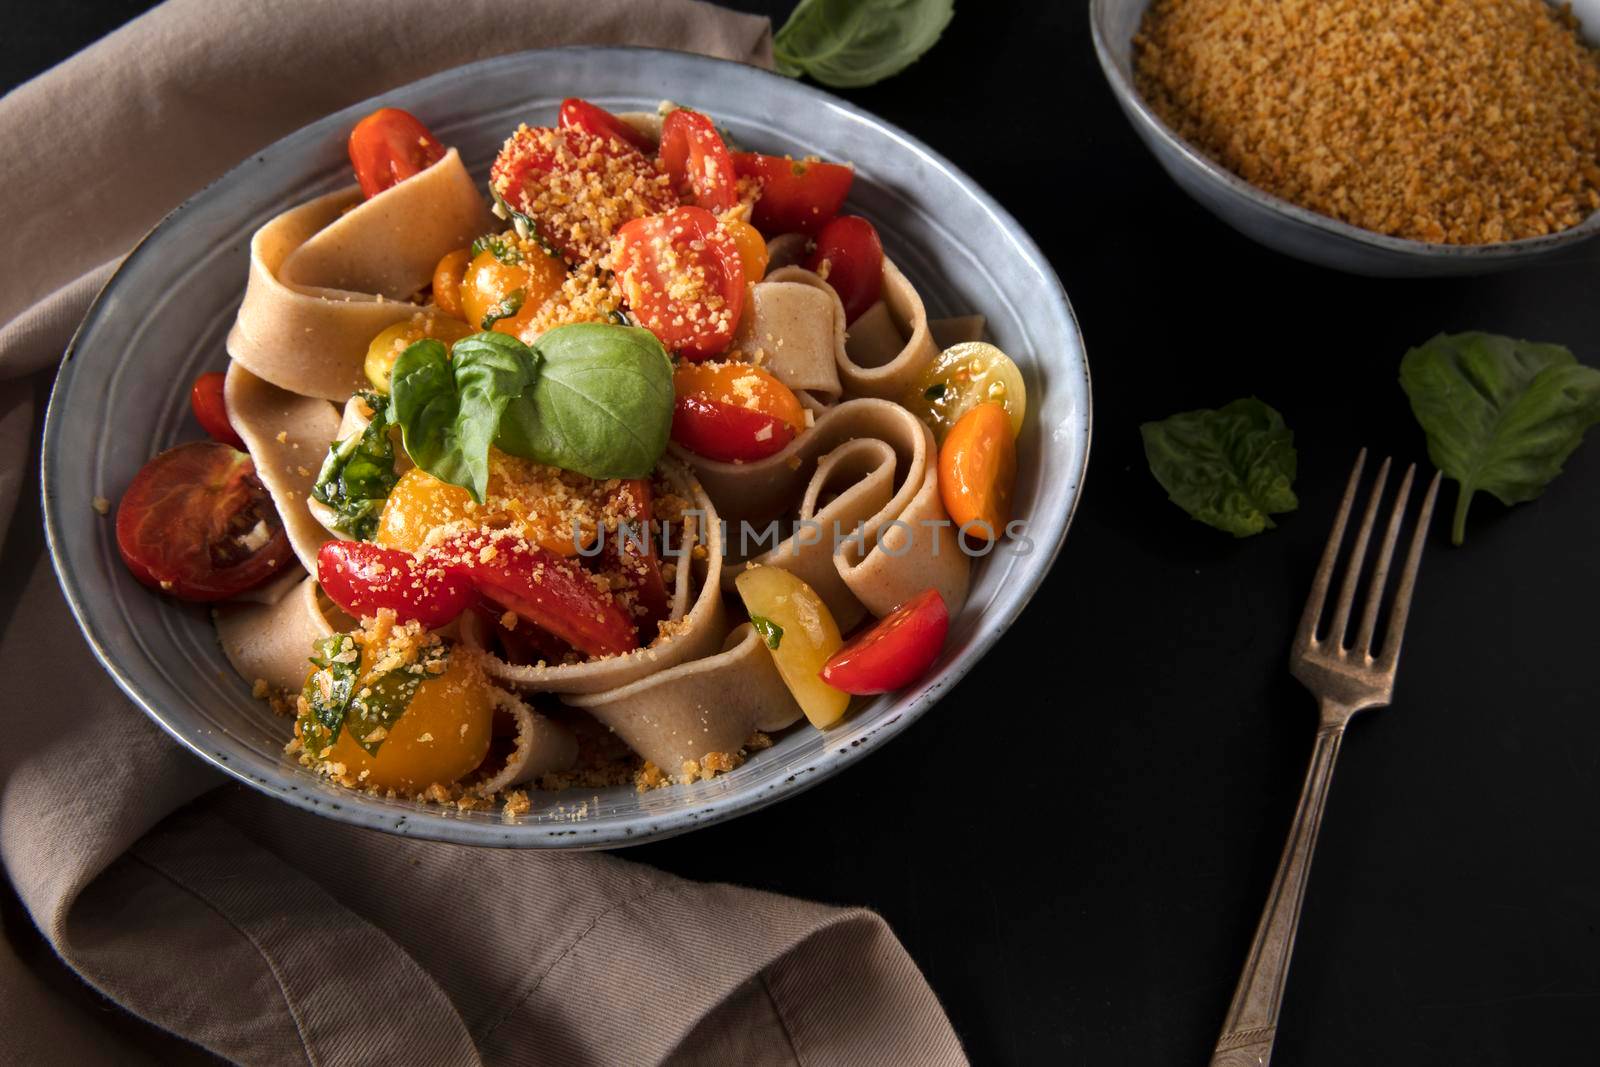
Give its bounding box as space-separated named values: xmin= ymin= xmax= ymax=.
xmin=1209 ymin=451 xmax=1442 ymax=1067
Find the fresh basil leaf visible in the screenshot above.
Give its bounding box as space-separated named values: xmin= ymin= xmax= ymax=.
xmin=470 ymin=234 xmax=522 ymax=265
xmin=343 ymin=644 xmax=450 ymax=756
xmin=390 ymin=334 xmax=542 ymax=502
xmin=480 ymin=289 xmax=525 ymax=330
xmin=311 ymin=392 xmax=397 ymax=540
xmin=299 ymin=634 xmax=360 ymax=754
xmin=1140 ymin=398 xmax=1298 ymax=537
xmin=750 ymin=615 xmax=784 ymax=650
xmin=1400 ymin=332 xmax=1600 ymax=545
xmin=773 ymin=0 xmax=953 ymax=88
xmin=496 ymin=323 xmax=674 ymax=480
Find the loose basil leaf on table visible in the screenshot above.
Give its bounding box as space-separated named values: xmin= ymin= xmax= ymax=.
xmin=310 ymin=391 xmax=398 ymax=541
xmin=1400 ymin=331 xmax=1600 ymax=545
xmin=773 ymin=0 xmax=954 ymax=88
xmin=390 ymin=333 xmax=542 ymax=502
xmin=496 ymin=323 xmax=675 ymax=481
xmin=1140 ymin=398 xmax=1298 ymax=537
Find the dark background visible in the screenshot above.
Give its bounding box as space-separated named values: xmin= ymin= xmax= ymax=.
xmin=8 ymin=2 xmax=1600 ymax=1064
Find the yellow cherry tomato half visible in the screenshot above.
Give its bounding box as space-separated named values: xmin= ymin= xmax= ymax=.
xmin=376 ymin=461 xmax=590 ymax=558
xmin=724 ymin=217 xmax=771 ymax=282
xmin=431 ymin=247 xmax=472 ymax=319
xmin=460 ymin=237 xmax=568 ymax=335
xmin=937 ymin=401 xmax=1016 ymax=541
xmin=905 ymin=342 xmax=1027 ymax=442
xmin=734 ymin=566 xmax=849 ymax=728
xmin=364 ymin=312 xmax=475 ymax=393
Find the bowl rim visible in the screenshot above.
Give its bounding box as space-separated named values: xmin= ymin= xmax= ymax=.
xmin=41 ymin=44 xmax=1093 ymax=849
xmin=1088 ymin=0 xmax=1600 ymax=261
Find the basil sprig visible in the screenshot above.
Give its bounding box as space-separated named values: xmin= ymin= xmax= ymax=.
xmin=774 ymin=0 xmax=953 ymax=88
xmin=311 ymin=392 xmax=399 ymax=540
xmin=1141 ymin=398 xmax=1298 ymax=537
xmin=1400 ymin=332 xmax=1600 ymax=545
xmin=390 ymin=323 xmax=674 ymax=501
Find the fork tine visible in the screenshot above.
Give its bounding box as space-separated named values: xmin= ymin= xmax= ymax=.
xmin=1354 ymin=463 xmax=1416 ymax=657
xmin=1326 ymin=456 xmax=1391 ymax=649
xmin=1297 ymin=450 xmax=1367 ymax=647
xmin=1377 ymin=470 xmax=1442 ymax=668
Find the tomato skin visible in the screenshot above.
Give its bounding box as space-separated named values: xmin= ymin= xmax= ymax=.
xmin=436 ymin=532 xmax=639 ymax=659
xmin=316 ymin=541 xmax=476 ymax=628
xmin=189 ymin=372 xmax=244 ymax=450
xmin=348 ymin=108 xmax=446 ymax=200
xmin=116 ymin=442 xmax=294 ymax=602
xmin=938 ymin=402 xmax=1016 ymax=540
xmin=733 ymin=152 xmax=854 ymax=237
xmin=606 ymin=478 xmax=671 ymax=639
xmin=658 ymin=109 xmax=738 ymax=213
xmin=820 ymin=589 xmax=949 ymax=695
xmin=613 ymin=206 xmax=745 ymax=360
xmin=673 ymin=395 xmax=798 ymax=463
xmin=431 ymin=248 xmax=471 ymax=319
xmin=725 ymin=218 xmax=770 ymax=281
xmin=805 ymin=215 xmax=884 ymax=324
xmin=559 ymin=97 xmax=656 ymax=154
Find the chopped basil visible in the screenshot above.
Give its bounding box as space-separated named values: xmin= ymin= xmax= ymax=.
xmin=489 ymin=185 xmax=565 ymax=261
xmin=310 ymin=392 xmax=398 ymax=541
xmin=751 ymin=615 xmax=784 ymax=650
xmin=481 ymin=289 xmax=525 ymax=330
xmin=295 ymin=633 xmax=448 ymax=757
xmin=470 ymin=234 xmax=522 ymax=265
xmin=343 ymin=643 xmax=449 ymax=755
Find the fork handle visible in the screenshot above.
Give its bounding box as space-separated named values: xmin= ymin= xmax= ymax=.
xmin=1209 ymin=720 xmax=1347 ymax=1067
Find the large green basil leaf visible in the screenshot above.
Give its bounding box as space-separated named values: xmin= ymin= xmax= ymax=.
xmin=1140 ymin=398 xmax=1298 ymax=537
xmin=390 ymin=333 xmax=541 ymax=502
xmin=496 ymin=323 xmax=674 ymax=480
xmin=310 ymin=391 xmax=397 ymax=540
xmin=1400 ymin=332 xmax=1600 ymax=545
xmin=773 ymin=0 xmax=953 ymax=88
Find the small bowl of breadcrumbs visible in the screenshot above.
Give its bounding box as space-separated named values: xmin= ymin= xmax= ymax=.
xmin=1090 ymin=0 xmax=1600 ymax=276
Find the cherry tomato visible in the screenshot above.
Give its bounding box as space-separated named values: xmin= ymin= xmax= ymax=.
xmin=938 ymin=402 xmax=1016 ymax=541
xmin=459 ymin=239 xmax=569 ymax=335
xmin=905 ymin=342 xmax=1027 ymax=443
xmin=724 ymin=218 xmax=770 ymax=281
xmin=819 ymin=589 xmax=949 ymax=695
xmin=559 ymin=97 xmax=656 ymax=154
xmin=189 ymin=371 xmax=243 ymax=450
xmin=734 ymin=567 xmax=848 ymax=728
xmin=733 ymin=152 xmax=854 ymax=237
xmin=805 ymin=215 xmax=884 ymax=324
xmin=317 ymin=540 xmax=476 ymax=628
xmin=606 ymin=478 xmax=671 ymax=640
xmin=116 ymin=442 xmax=293 ymax=602
xmin=435 ymin=532 xmax=639 ymax=659
xmin=364 ymin=313 xmax=474 ymax=393
xmin=671 ymin=361 xmax=805 ymax=462
xmin=348 ymin=108 xmax=446 ymax=200
xmin=613 ymin=206 xmax=745 ymax=360
xmin=658 ymin=109 xmax=739 ymax=213
xmin=430 ymin=248 xmax=471 ymax=319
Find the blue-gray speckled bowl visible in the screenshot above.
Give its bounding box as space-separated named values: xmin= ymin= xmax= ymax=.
xmin=1091 ymin=0 xmax=1600 ymax=277
xmin=42 ymin=47 xmax=1091 ymax=848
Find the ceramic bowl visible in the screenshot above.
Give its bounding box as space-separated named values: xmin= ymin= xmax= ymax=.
xmin=1090 ymin=0 xmax=1600 ymax=277
xmin=42 ymin=47 xmax=1092 ymax=848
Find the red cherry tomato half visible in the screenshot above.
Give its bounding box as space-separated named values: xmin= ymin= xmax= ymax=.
xmin=435 ymin=532 xmax=639 ymax=659
xmin=189 ymin=371 xmax=244 ymax=450
xmin=806 ymin=215 xmax=884 ymax=324
xmin=559 ymin=97 xmax=656 ymax=154
xmin=348 ymin=107 xmax=446 ymax=200
xmin=733 ymin=152 xmax=854 ymax=237
xmin=115 ymin=442 xmax=294 ymax=602
xmin=317 ymin=540 xmax=476 ymax=629
xmin=819 ymin=588 xmax=949 ymax=695
xmin=614 ymin=206 xmax=745 ymax=360
xmin=606 ymin=478 xmax=671 ymax=639
xmin=672 ymin=394 xmax=798 ymax=463
xmin=658 ymin=109 xmax=738 ymax=213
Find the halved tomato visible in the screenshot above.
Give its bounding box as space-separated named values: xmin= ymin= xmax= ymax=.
xmin=819 ymin=589 xmax=949 ymax=695
xmin=805 ymin=215 xmax=883 ymax=324
xmin=658 ymin=109 xmax=738 ymax=213
xmin=559 ymin=97 xmax=656 ymax=154
xmin=671 ymin=361 xmax=805 ymax=462
xmin=348 ymin=108 xmax=446 ymax=200
xmin=116 ymin=442 xmax=294 ymax=601
xmin=317 ymin=541 xmax=476 ymax=628
xmin=733 ymin=152 xmax=854 ymax=237
xmin=605 ymin=478 xmax=671 ymax=639
xmin=189 ymin=372 xmax=244 ymax=450
xmin=613 ymin=206 xmax=745 ymax=360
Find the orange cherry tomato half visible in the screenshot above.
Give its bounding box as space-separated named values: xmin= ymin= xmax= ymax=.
xmin=189 ymin=371 xmax=243 ymax=450
xmin=435 ymin=532 xmax=639 ymax=659
xmin=613 ymin=206 xmax=745 ymax=360
xmin=937 ymin=402 xmax=1016 ymax=541
xmin=430 ymin=248 xmax=471 ymax=319
xmin=317 ymin=541 xmax=476 ymax=629
xmin=115 ymin=441 xmax=294 ymax=602
xmin=348 ymin=107 xmax=446 ymax=200
xmin=658 ymin=109 xmax=739 ymax=213
xmin=559 ymin=97 xmax=656 ymax=154
xmin=671 ymin=361 xmax=805 ymax=462
xmin=805 ymin=214 xmax=883 ymax=324
xmin=819 ymin=588 xmax=949 ymax=695
xmin=733 ymin=152 xmax=854 ymax=237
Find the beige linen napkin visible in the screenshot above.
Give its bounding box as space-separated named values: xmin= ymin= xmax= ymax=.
xmin=0 ymin=2 xmax=968 ymax=1063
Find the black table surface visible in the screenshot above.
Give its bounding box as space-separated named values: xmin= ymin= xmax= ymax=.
xmin=9 ymin=3 xmax=1600 ymax=1064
